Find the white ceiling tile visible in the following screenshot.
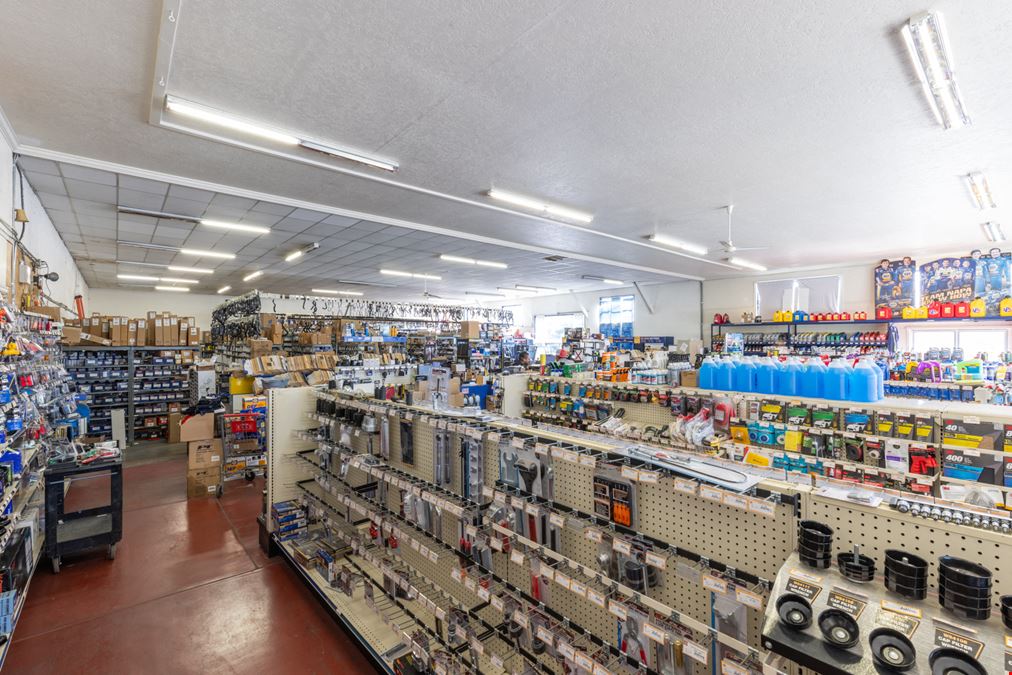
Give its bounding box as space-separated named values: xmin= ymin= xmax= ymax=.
xmin=162 ymin=197 xmax=210 ymax=217
xmin=118 ymin=175 xmax=170 ymax=195
xmin=76 ymin=214 xmax=118 ymax=228
xmin=251 ymin=201 xmax=294 ymax=216
xmin=167 ymin=185 xmax=214 ymax=203
xmin=288 ymin=208 xmax=328 ymax=222
xmin=59 ymin=163 xmax=117 ymax=185
xmin=117 ymin=188 xmax=166 ymax=210
xmin=38 ymin=193 xmax=72 ymax=211
xmin=25 ymin=172 xmax=66 ymax=195
xmin=72 ymin=198 xmax=116 ymax=215
xmin=47 ymin=209 xmax=78 ymax=225
xmin=209 ymin=193 xmax=257 ymax=210
xmin=18 ymin=157 xmax=61 ymax=175
xmin=322 ymin=214 xmax=359 ymax=227
xmin=273 ymin=217 xmax=311 ymax=233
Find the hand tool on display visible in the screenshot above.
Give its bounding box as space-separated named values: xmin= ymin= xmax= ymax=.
xmin=625 ymin=446 xmax=761 ymax=492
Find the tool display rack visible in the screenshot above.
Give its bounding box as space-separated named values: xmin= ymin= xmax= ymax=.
xmin=520 ymin=373 xmax=1012 ymax=508
xmin=0 ymin=307 xmax=81 ymax=668
xmin=267 ymin=384 xmax=1012 ymax=675
xmin=65 ymin=346 xmax=191 ymax=444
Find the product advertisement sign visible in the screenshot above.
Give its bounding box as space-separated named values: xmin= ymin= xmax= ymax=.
xmin=874 ymin=258 xmax=916 ymax=311
xmin=920 ymin=256 xmax=975 ymax=304
xmin=972 ymin=248 xmax=1011 ymax=316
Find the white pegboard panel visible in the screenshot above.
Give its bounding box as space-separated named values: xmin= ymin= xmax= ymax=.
xmin=524 ymin=388 xmax=678 ymax=433
xmin=267 ymin=387 xmax=318 ymax=521
xmin=804 ymin=493 xmax=1012 ymax=614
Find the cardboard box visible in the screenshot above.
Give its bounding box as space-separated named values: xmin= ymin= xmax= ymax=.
xmin=680 ymin=369 xmax=699 ymax=388
xmin=34 ymin=306 xmax=62 ymax=322
xmin=153 ymin=318 xmax=164 ymax=345
xmin=188 ymin=438 xmax=222 ymax=470
xmin=224 ymin=438 xmax=261 ymax=455
xmin=458 ymin=321 xmax=481 ymax=339
xmin=80 ymin=332 xmax=112 ymax=347
xmin=127 ymin=320 xmax=137 ymax=346
xmin=136 ymin=319 xmax=147 ymax=347
xmin=249 ymin=338 xmax=273 ymax=359
xmin=167 ymin=317 xmax=179 ymax=346
xmin=179 ymin=413 xmax=216 ymax=442
xmin=179 ymin=321 xmax=189 ymax=346
xmin=61 ymin=326 xmax=82 ymax=345
xmin=167 ymin=412 xmax=181 ymax=443
xmin=189 ymin=325 xmax=200 ymax=345
xmin=187 ymin=466 xmax=220 ymax=498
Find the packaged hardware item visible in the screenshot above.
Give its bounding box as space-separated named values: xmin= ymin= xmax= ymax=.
xmin=811 ymin=408 xmax=837 ymax=430
xmin=942 ymin=418 xmax=1002 ymax=450
xmin=941 ymin=447 xmax=1008 ymax=485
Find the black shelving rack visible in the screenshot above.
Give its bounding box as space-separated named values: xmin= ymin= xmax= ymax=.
xmin=65 ymin=346 xmax=192 ymax=444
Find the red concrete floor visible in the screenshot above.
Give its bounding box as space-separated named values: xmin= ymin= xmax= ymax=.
xmin=6 ymin=456 xmax=378 ymax=674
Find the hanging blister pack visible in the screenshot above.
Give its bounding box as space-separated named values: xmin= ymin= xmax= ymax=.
xmin=399 ymin=420 xmax=414 ymax=465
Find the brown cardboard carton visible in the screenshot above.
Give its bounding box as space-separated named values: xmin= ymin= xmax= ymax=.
xmin=167 ymin=412 xmax=181 ymax=443
xmin=34 ymin=306 xmax=62 ymax=322
xmin=188 ymin=438 xmax=222 ymax=470
xmin=80 ymin=333 xmax=112 ymax=347
xmin=178 ymin=321 xmax=189 ymax=346
xmin=179 ymin=413 xmax=216 ymax=442
xmin=136 ymin=319 xmax=147 ymax=347
xmin=147 ymin=311 xmax=158 ymax=320
xmin=679 ymin=369 xmax=699 ymax=388
xmin=60 ymin=326 xmax=82 ymax=345
xmin=458 ymin=321 xmax=481 ymax=339
xmin=153 ymin=318 xmax=164 ymax=345
xmin=186 ymin=466 xmax=220 ymax=498
xmin=249 ymin=338 xmax=273 ymax=359
xmin=188 ymin=325 xmax=200 ymax=345
xmin=167 ymin=317 xmax=179 ymax=346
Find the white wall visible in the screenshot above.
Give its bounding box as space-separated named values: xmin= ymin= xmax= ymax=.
xmin=89 ymin=288 xmax=221 ymax=329
xmin=501 ymin=280 xmax=703 ymax=339
xmin=702 ymin=263 xmax=873 ymax=322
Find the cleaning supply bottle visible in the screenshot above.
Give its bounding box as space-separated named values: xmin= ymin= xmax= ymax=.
xmin=849 ymin=359 xmax=879 ymax=403
xmin=824 ymin=359 xmax=852 ymax=400
xmin=714 ymin=357 xmax=734 ymax=391
xmin=776 ymin=357 xmax=801 ymax=396
xmin=756 ymin=357 xmax=778 ymax=394
xmin=799 ymin=358 xmax=827 ymax=398
xmin=733 ymin=355 xmax=756 ymax=392
xmin=698 ymin=356 xmax=716 ymax=389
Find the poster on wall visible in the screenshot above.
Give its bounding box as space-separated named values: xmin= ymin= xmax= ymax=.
xmin=920 ymin=256 xmax=975 ymax=305
xmin=972 ymin=248 xmax=1011 ymax=316
xmin=874 ymin=258 xmax=916 ymax=311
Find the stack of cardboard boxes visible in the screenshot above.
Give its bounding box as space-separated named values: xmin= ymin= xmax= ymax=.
xmin=63 ymin=312 xmax=203 ymax=347
xmin=181 ymin=412 xmax=220 ymax=498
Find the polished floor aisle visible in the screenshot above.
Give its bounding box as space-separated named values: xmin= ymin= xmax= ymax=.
xmin=6 ymin=450 xmax=377 ymax=674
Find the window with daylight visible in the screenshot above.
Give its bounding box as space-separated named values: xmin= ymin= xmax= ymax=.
xmin=598 ymin=295 xmax=634 ymax=338
xmin=533 ymin=312 xmax=585 ymax=356
xmin=755 ymin=275 xmax=841 ymax=316
xmin=909 ymin=328 xmax=1007 ymax=358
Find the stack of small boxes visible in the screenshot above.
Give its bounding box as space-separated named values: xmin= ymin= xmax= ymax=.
xmin=182 ymin=412 xmax=221 ymax=498
xmin=272 ymin=500 xmax=307 ymax=541
xmin=65 ymin=313 xmax=203 ymax=347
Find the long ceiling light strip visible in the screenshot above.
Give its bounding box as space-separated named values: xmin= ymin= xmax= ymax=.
xmin=582 ymin=274 xmax=624 ymax=285
xmin=117 ymin=240 xmax=236 ymax=259
xmin=115 ymin=260 xmax=215 ymax=274
xmin=165 ymin=95 xmax=397 ymax=172
xmin=155 ymin=286 xmax=190 ymax=292
xmin=179 ymin=248 xmax=235 ymax=260
xmin=439 ymin=254 xmax=508 ymax=269
xmin=380 ymin=269 xmax=442 ymax=281
xmin=982 ymin=222 xmax=1005 ymax=242
xmin=312 ymin=288 xmax=365 ymax=296
xmin=487 ymin=188 xmax=593 ymax=224
xmin=117 ymin=274 xmax=198 ymax=285
xmin=966 ymin=172 xmax=997 ymax=209
xmin=117 ymin=206 xmax=270 ymax=235
xmin=515 ymin=284 xmax=556 ymax=292
xmin=648 ymin=233 xmax=709 ymax=256
xmin=285 ymin=242 xmax=319 ymax=263
xmin=900 ymin=11 xmax=970 ymax=129
xmin=217 ymin=285 xmax=232 ymax=294
xmin=728 ymin=257 xmax=767 ymax=272
xmin=243 ymin=270 xmax=264 ymax=282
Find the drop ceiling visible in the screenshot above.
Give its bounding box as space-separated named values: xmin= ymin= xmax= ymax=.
xmin=2 ymin=1 xmax=1012 ymax=284
xmin=20 ymin=157 xmax=669 ymax=299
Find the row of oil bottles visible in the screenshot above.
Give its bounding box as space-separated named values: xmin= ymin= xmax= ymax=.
xmin=698 ymin=355 xmax=887 ymax=402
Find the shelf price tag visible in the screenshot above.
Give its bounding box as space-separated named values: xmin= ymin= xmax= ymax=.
xmin=645 ymin=551 xmax=667 ymax=570
xmin=549 ymin=512 xmax=566 ymax=528
xmin=643 ymin=622 xmax=667 ymax=644
xmin=579 ymin=454 xmax=597 ymax=468
xmin=702 ymin=574 xmax=729 ymax=594
xmin=584 ymin=528 xmax=603 ymax=543
xmin=748 ymin=497 xmax=777 ymax=518
xmin=722 ymin=492 xmax=748 ymax=510
xmin=683 ymin=639 xmax=708 ymax=665
xmin=735 ymin=586 xmax=763 ymax=610
xmin=608 ymin=599 xmax=628 ymax=620
xmin=510 ymin=549 xmax=524 ymax=566
xmin=620 ymin=466 xmax=639 ymax=481
xmin=700 ymin=486 xmax=724 ymax=502
xmin=612 ymin=538 xmax=632 ymax=555
xmin=673 ymin=478 xmax=697 ymax=495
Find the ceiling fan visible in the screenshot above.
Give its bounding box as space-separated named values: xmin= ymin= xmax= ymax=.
xmin=717 ymin=205 xmax=767 ymax=253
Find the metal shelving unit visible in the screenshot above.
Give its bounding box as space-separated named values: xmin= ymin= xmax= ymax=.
xmin=65 ymin=346 xmax=192 ymax=444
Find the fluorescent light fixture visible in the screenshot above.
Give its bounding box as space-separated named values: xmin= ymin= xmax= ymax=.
xmin=285 ymin=242 xmax=319 ymax=263
xmin=498 ymin=287 xmax=536 ymax=295
xmin=117 ymin=206 xmax=199 ymax=223
xmin=201 ymin=219 xmax=271 ymax=235
xmin=439 ymin=254 xmax=508 ymax=269
xmin=487 ymin=188 xmax=593 ymax=224
xmin=217 ymin=286 xmax=232 ymax=294
xmin=900 ymin=12 xmax=970 ymax=129
xmin=167 ymin=265 xmax=214 ymax=275
xmin=180 ymin=248 xmax=235 ymax=260
xmin=117 ymin=240 xmax=179 ymax=252
xmin=312 ymin=288 xmax=364 ymax=296
xmin=728 ymin=257 xmax=767 ymax=272
xmin=117 ymin=274 xmax=160 ymax=282
xmin=516 ymin=284 xmax=556 ymax=292
xmin=165 ymin=95 xmax=299 ymax=145
xmin=380 ymin=269 xmax=442 ymax=281
xmin=582 ymin=274 xmax=624 ymax=285
xmin=965 ymin=172 xmax=996 ymax=209
xmin=243 ymin=270 xmax=264 ymax=282
xmin=465 ymin=291 xmax=506 ymax=298
xmin=648 ymin=233 xmax=709 ymax=256
xmin=299 ymin=139 xmax=398 ymax=172
xmin=155 ymin=286 xmax=190 ymax=292
xmin=982 ymin=222 xmax=1005 ymax=242
xmin=159 ymin=277 xmax=199 ymax=284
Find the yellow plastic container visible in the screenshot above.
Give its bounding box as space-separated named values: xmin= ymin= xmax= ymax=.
xmin=901 ymin=306 xmax=917 ymax=320
xmin=914 ymin=305 xmax=929 ymax=319
xmin=1001 ymin=297 xmax=1012 ymax=317
xmin=229 ymin=374 xmax=255 ymax=395
xmin=970 ymin=298 xmax=987 ymax=317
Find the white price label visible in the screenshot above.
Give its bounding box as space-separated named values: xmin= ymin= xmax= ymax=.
xmin=551 ymin=447 xmax=565 ymax=459
xmin=490 ymin=653 xmax=504 ymax=669
xmin=722 ymin=492 xmax=748 ymax=510
xmin=620 ymin=466 xmax=639 ymax=481
xmin=638 ymin=469 xmax=659 ymax=484
xmin=489 ymin=536 xmax=503 ymax=552
xmin=722 ymin=659 xmax=750 ymax=675
xmin=512 ymin=610 xmax=529 ymax=628
xmin=643 ymin=622 xmax=667 ymax=644
xmin=584 ymin=528 xmax=603 ymax=543
xmin=575 ymin=653 xmax=595 ymax=670
xmin=748 ymin=498 xmax=777 ymax=517
xmin=557 ymin=641 xmax=575 ymax=660
xmin=586 ymin=588 xmax=606 ymax=608
xmin=608 ymin=600 xmax=628 ymax=620
xmin=536 ymin=626 xmax=554 ymax=645
xmin=593 ymin=663 xmax=611 ymax=675
xmin=510 ymin=549 xmax=524 ymax=566
xmin=645 ymin=551 xmax=667 ymax=570
xmin=470 ymin=638 xmax=484 ymax=655
xmin=735 ymin=586 xmax=763 ymax=610
xmin=570 ymin=579 xmax=587 ymax=597
xmin=612 ymin=538 xmax=632 ymax=555
xmin=674 ymin=479 xmax=697 ymax=494
xmin=562 ymin=450 xmax=579 ymax=464
xmin=477 ymin=586 xmax=491 ymax=601
xmin=579 ymin=454 xmax=597 ymax=468
xmin=524 ymin=502 xmax=540 ymax=516
xmin=549 ymin=512 xmax=566 ymax=528
xmin=490 ymin=595 xmax=505 ymax=612
xmin=451 ymin=568 xmax=462 ymax=583
xmin=555 ymin=572 xmax=571 ymax=589
xmin=683 ymin=639 xmax=708 ymax=665
xmin=512 ymin=437 xmax=526 ymax=449
xmin=703 ymin=574 xmax=729 ymax=594
xmin=534 ymin=443 xmax=549 ymax=456
xmin=481 ymin=486 xmax=494 ymax=499
xmin=463 ymin=577 xmax=476 ymax=592
xmin=700 ymin=486 xmax=724 ymax=502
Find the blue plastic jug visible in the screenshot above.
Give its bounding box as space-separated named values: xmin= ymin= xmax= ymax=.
xmin=714 ymin=358 xmax=734 ymax=391
xmin=849 ymin=360 xmax=879 ymax=402
xmin=824 ymin=359 xmax=852 ymax=400
xmin=733 ymin=357 xmax=757 ymax=392
xmin=776 ymin=357 xmax=803 ymax=396
xmin=698 ymin=356 xmax=716 ymax=389
xmin=756 ymin=357 xmax=779 ymax=394
xmin=876 ymin=361 xmax=887 ymax=400
xmin=799 ymin=359 xmax=827 ymax=398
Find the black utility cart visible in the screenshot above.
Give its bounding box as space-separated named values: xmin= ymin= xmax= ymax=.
xmin=44 ymin=458 xmax=123 ymax=573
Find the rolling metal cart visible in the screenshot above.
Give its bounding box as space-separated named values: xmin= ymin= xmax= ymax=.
xmin=220 ymin=411 xmax=266 ymax=482
xmin=44 ymin=458 xmax=123 ymax=573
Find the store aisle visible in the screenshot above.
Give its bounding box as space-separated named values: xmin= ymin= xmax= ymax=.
xmin=6 ymin=455 xmax=377 ymax=674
